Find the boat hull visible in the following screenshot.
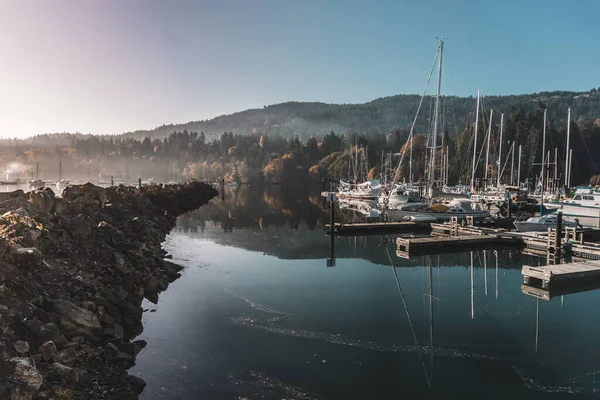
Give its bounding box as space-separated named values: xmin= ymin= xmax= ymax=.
xmin=385 ymin=209 xmax=492 ymax=223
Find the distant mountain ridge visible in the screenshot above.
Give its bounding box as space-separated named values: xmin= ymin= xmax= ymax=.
xmin=120 ymin=90 xmax=600 ymax=141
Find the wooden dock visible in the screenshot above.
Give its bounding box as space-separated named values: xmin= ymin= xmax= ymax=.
xmin=326 ymin=221 xmax=431 ymax=236
xmin=396 ymin=234 xmax=521 ymax=258
xmin=522 ymin=260 xmax=600 ymax=289
xmin=430 ymin=222 xmax=506 ymax=236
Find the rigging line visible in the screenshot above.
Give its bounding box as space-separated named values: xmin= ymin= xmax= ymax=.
xmin=386 ymin=246 xmax=431 ymax=387
xmin=499 ymin=141 xmax=514 ymax=178
xmin=473 ymin=115 xmax=492 ymax=176
xmin=388 ymin=48 xmax=439 ymax=195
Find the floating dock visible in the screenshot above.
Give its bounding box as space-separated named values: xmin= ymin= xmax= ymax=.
xmin=326 ymin=221 xmax=431 ymax=236
xmin=522 ymin=260 xmax=600 ymax=289
xmin=396 ymin=234 xmax=521 ymax=257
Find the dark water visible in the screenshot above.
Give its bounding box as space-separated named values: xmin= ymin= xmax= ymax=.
xmin=130 ymin=185 xmax=600 ymax=399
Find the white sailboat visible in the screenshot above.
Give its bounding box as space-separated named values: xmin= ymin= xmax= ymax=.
xmin=337 ymin=145 xmax=381 ymax=200
xmin=383 ymin=38 xmax=445 ymax=206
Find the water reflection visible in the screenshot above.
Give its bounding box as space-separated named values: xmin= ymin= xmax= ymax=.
xmin=131 ymin=185 xmax=600 ymax=399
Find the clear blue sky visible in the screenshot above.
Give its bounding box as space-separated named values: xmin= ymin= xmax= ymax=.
xmin=0 ymin=0 xmax=598 ymax=137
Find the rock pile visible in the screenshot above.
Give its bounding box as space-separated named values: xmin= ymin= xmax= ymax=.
xmin=0 ymin=181 xmax=217 ymax=399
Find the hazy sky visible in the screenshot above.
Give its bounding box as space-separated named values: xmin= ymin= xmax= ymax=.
xmin=0 ymin=0 xmax=598 ymax=138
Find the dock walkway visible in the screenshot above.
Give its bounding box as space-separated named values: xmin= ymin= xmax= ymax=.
xmin=396 ymin=234 xmax=520 ymax=257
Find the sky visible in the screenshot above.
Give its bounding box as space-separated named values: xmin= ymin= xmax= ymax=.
xmin=0 ymin=0 xmax=598 ymax=138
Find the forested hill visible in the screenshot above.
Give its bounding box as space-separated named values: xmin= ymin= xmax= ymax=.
xmin=121 ymin=90 xmax=600 ymax=141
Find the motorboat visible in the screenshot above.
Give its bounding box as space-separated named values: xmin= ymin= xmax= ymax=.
xmin=514 ymin=212 xmax=579 ymax=232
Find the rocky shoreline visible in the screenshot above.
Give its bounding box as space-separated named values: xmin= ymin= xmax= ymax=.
xmin=0 ymin=181 xmax=218 ymax=399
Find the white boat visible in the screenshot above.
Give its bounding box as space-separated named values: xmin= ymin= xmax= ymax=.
xmin=514 ymin=212 xmax=579 ymax=232
xmin=385 ymin=199 xmax=492 ymax=223
xmin=441 ymin=184 xmax=469 ymax=197
xmin=338 ymin=180 xmax=381 ymax=200
xmin=544 ymin=186 xmax=600 ymax=218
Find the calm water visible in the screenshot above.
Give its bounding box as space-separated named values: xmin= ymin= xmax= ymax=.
xmin=130 ymin=185 xmax=600 ymax=399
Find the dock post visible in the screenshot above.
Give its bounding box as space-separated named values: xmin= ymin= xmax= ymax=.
xmin=507 ymin=196 xmax=512 ymax=219
xmin=555 ymin=211 xmax=563 ymax=261
xmin=111 ymin=176 xmax=114 ymax=187
xmin=138 ymin=177 xmax=142 ymax=188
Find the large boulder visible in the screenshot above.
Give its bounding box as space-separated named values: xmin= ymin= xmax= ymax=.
xmin=28 ymin=188 xmax=55 ymax=213
xmin=52 ymin=300 xmax=102 ymax=340
xmin=63 ymin=183 xmax=106 ymax=207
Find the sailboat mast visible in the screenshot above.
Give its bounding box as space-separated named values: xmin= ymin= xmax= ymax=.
xmin=518 ymin=145 xmax=522 ymax=185
xmin=568 ymin=149 xmax=572 ymax=187
xmin=497 ymin=113 xmax=504 ymax=187
xmin=444 ymin=146 xmax=448 ymax=185
xmin=471 ymin=91 xmax=481 ymax=192
xmin=547 ymin=151 xmax=550 ymax=191
xmin=430 ymin=38 xmax=443 ymax=195
xmin=554 ymin=148 xmax=558 ymax=190
xmin=409 ymin=136 xmax=413 ymax=184
xmin=565 ymin=107 xmax=571 ymax=188
xmin=511 ymin=142 xmax=515 ymax=185
xmin=355 ymin=144 xmax=358 ymax=182
xmin=541 ymin=110 xmax=547 ymax=209
xmin=59 ymin=160 xmax=62 ymax=182
xmin=484 ymin=110 xmax=493 ymax=188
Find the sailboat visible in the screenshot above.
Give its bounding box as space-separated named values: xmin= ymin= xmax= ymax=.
xmin=380 ymin=38 xmax=446 ymax=207
xmin=383 ymin=39 xmax=491 ymax=223
xmin=54 ymin=160 xmax=70 ymax=191
xmin=337 ymin=145 xmax=381 ymax=200
xmin=28 ymin=162 xmax=45 ymax=189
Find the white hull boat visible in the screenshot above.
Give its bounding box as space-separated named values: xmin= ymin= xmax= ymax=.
xmin=514 ymin=212 xmax=579 ymax=232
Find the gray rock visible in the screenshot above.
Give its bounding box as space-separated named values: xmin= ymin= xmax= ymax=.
xmin=49 ymin=362 xmax=83 ymax=383
xmin=52 ymin=299 xmax=102 ymax=340
xmin=157 ymin=275 xmax=170 ymax=291
xmin=102 ymin=324 xmax=124 ymax=340
xmin=22 ymin=318 xmax=67 ymax=347
xmin=144 ymin=278 xmax=159 ymax=293
xmin=29 ymin=190 xmax=55 ymax=213
xmin=57 ymin=347 xmax=78 ymax=365
xmin=10 ymin=357 xmax=43 ymax=399
xmin=0 ymin=342 xmax=8 ymax=361
xmin=10 ymin=247 xmax=42 ymax=268
xmin=39 ymin=341 xmax=59 ymax=362
xmin=13 ymin=341 xmax=29 ymax=354
xmin=79 ymin=301 xmax=97 ymax=312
